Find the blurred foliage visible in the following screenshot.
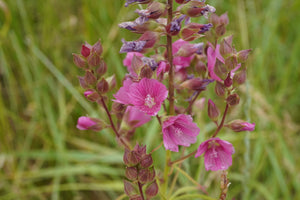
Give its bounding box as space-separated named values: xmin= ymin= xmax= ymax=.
xmin=0 ymin=0 xmax=299 ymax=199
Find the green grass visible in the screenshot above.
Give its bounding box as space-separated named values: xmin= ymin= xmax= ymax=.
xmin=0 ymin=0 xmax=299 ymax=199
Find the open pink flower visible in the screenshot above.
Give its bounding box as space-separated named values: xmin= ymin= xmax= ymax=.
xmin=207 ymin=43 xmax=225 ymax=82
xmin=195 ymin=137 xmax=235 ymax=171
xmin=113 ymin=78 xmax=134 ymax=105
xmin=129 ymin=78 xmax=168 ymax=116
xmin=76 ymin=116 xmax=97 ymax=130
xmin=124 ymin=106 xmax=151 ymax=128
xmin=172 ymin=39 xmax=194 ymax=70
xmin=162 ymin=114 xmax=200 ymax=152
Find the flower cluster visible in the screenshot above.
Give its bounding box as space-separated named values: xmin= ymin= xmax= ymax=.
xmin=73 ymin=0 xmax=255 ymax=199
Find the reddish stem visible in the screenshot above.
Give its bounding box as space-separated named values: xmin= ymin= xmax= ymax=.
xmin=212 ymin=104 xmax=229 ymax=138
xmin=167 ymin=0 xmax=174 ymax=116
xmin=138 ymin=181 xmax=145 ymax=200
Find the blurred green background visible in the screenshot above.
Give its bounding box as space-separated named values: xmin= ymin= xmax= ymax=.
xmin=0 ymin=0 xmax=299 ymax=199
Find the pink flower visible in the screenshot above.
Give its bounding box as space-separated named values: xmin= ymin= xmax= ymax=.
xmin=172 ymin=39 xmax=194 ymax=70
xmin=124 ymin=106 xmax=152 ymax=128
xmin=162 ymin=114 xmax=200 ymax=152
xmin=195 ymin=137 xmax=235 ymax=171
xmin=207 ymin=43 xmax=225 ymax=82
xmin=157 ymin=61 xmax=170 ymax=77
xmin=129 ymin=78 xmax=168 ymax=116
xmin=123 ymin=52 xmax=143 ymax=74
xmin=76 ymin=116 xmax=97 ymax=130
xmin=113 ymin=78 xmax=134 ymax=105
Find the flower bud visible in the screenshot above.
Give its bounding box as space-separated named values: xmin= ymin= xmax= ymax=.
xmin=166 ymin=15 xmax=185 ymax=36
xmin=112 ymin=102 xmax=126 ymax=114
xmin=224 ymin=73 xmax=233 ymax=87
xmin=73 ymin=53 xmax=86 ymax=68
xmin=84 ymin=90 xmax=99 ymax=102
xmin=84 ymin=71 xmax=97 ymax=86
xmin=180 ymin=23 xmax=212 ymax=41
xmin=233 ymin=68 xmax=246 ymax=85
xmin=140 ymin=65 xmax=153 ymax=79
xmin=216 ymin=24 xmax=226 ymax=36
xmin=125 ymin=167 xmax=138 ymax=181
xmin=133 ymin=143 xmax=147 ymax=156
xmin=220 ymin=35 xmax=233 ymax=55
xmin=76 ymin=116 xmax=105 ymax=131
xmin=214 ymin=60 xmax=228 ymax=80
xmin=138 ymin=167 xmax=155 ymax=184
xmin=225 ymin=55 xmax=238 ymax=71
xmin=123 ymin=148 xmax=140 ymax=166
xmin=124 ymin=180 xmax=136 ymax=196
xmin=87 ymin=53 xmax=101 ymax=67
xmin=145 ymin=181 xmax=159 ymax=198
xmin=226 ymin=94 xmax=240 ymax=106
xmin=208 ymin=99 xmax=220 ymax=121
xmin=97 ymin=78 xmax=109 ymax=94
xmin=106 ymin=75 xmax=116 ymax=91
xmin=125 ymin=0 xmax=152 ymax=7
xmin=77 ymin=76 xmax=88 ymax=89
xmin=181 ymin=78 xmax=214 ymax=91
xmin=180 ymin=1 xmax=208 ymax=17
xmin=226 ymin=119 xmax=255 ymax=132
xmin=81 ymin=44 xmax=91 ymax=57
xmin=138 ymin=31 xmax=158 ymax=49
xmin=215 ymin=81 xmax=226 ymax=96
xmin=137 ymin=2 xmax=166 ymax=19
xmin=91 ymin=40 xmax=103 ymax=56
xmin=140 ymin=154 xmax=153 ymax=168
xmin=96 ymin=60 xmax=107 ymax=77
xmin=176 ymin=42 xmax=204 ymax=57
xmin=237 ymin=49 xmax=252 ymax=63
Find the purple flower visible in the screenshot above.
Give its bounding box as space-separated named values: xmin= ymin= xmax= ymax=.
xmin=172 ymin=39 xmax=194 ymax=70
xmin=227 ymin=120 xmax=255 ymax=132
xmin=162 ymin=114 xmax=200 ymax=152
xmin=113 ymin=78 xmax=134 ymax=105
xmin=129 ymin=78 xmax=168 ymax=116
xmin=120 ymin=39 xmax=147 ymax=53
xmin=207 ymin=43 xmax=225 ymax=82
xmin=119 ymin=16 xmax=149 ymax=32
xmin=141 ymin=57 xmax=158 ymax=71
xmin=76 ymin=116 xmax=97 ymax=130
xmin=195 ymin=137 xmax=235 ymax=171
xmin=124 ymin=106 xmax=152 ymax=128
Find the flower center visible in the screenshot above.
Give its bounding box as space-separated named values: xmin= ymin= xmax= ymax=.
xmin=175 ymin=128 xmax=183 ymax=135
xmin=144 ymin=94 xmax=156 ymax=108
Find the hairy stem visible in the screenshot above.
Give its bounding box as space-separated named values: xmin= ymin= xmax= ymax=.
xmin=184 ymin=91 xmax=201 ymax=114
xmin=212 ymin=104 xmax=229 ymax=138
xmin=162 ymin=0 xmax=174 ymax=195
xmin=169 ymin=150 xmax=197 ymax=166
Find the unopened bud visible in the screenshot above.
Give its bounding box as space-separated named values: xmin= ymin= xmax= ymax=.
xmin=73 ymin=53 xmax=86 ymax=68
xmin=208 ymin=99 xmax=220 ymax=121
xmin=123 ymin=148 xmax=140 ymax=166
xmin=96 ymin=60 xmax=107 ymax=77
xmin=195 ymin=60 xmax=206 ymax=76
xmin=91 ymin=40 xmax=103 ymax=56
xmin=133 ymin=143 xmax=147 ymax=156
xmin=106 ymin=75 xmax=117 ymax=90
xmin=214 ymin=60 xmax=228 ymax=80
xmin=96 ymin=78 xmax=109 ymax=94
xmin=225 ymin=55 xmax=238 ymax=70
xmin=138 ymin=167 xmax=155 ymax=184
xmin=216 ymin=24 xmax=226 ymax=36
xmin=226 ymin=94 xmax=240 ymax=106
xmin=140 ymin=154 xmax=153 ymax=168
xmin=131 ymin=55 xmax=144 ymax=74
xmin=81 ymin=44 xmax=91 ymax=57
xmin=84 ymin=71 xmax=97 ymax=86
xmin=215 ymin=81 xmax=226 ymax=96
xmin=209 ymin=13 xmax=219 ymax=26
xmin=87 ymin=53 xmax=101 ymax=67
xmin=125 ymin=167 xmax=138 ymax=181
xmin=180 ymin=1 xmax=208 ymax=17
xmin=138 ymin=31 xmax=158 ymax=49
xmin=226 ymin=119 xmax=255 ymax=132
xmin=84 ymin=90 xmax=99 ymax=101
xmin=219 ymin=13 xmax=229 ymax=25
xmin=181 ymin=78 xmax=214 ymax=91
xmin=237 ymin=49 xmax=252 ymax=62
xmin=233 ymin=68 xmax=246 ymax=85
xmin=145 ymin=181 xmax=159 ymax=198
xmin=220 ymin=35 xmax=233 ymax=55
xmin=124 ymin=180 xmax=136 ymax=196
xmin=112 ymin=102 xmax=126 ymax=114
xmin=224 ymin=73 xmax=233 ymax=87
xmin=140 ymin=65 xmax=153 ymax=79
xmin=78 ymin=76 xmax=88 ymax=89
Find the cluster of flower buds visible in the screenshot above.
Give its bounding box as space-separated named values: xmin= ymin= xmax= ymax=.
xmin=123 ymin=144 xmax=158 ymax=199
xmin=73 ymin=40 xmax=116 ymax=102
